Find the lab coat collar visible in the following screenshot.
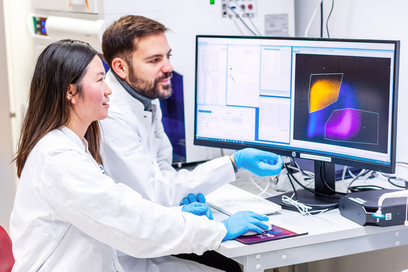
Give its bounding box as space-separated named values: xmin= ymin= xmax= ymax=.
xmin=106 ymin=71 xmax=160 ymax=115
xmin=111 ymin=70 xmax=153 ymax=111
xmin=59 ymin=126 xmax=89 ymax=153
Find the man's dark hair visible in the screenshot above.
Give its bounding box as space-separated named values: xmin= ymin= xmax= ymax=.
xmin=102 ymin=15 xmax=168 ymax=68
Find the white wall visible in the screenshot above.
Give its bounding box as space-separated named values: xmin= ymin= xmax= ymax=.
xmin=295 ymin=0 xmax=408 ymax=174
xmin=0 ymin=0 xmax=16 ymax=232
xmin=0 ymin=0 xmax=34 ymax=232
xmin=294 ymin=1 xmax=408 ymax=271
xmin=4 ymin=0 xmax=35 ymax=143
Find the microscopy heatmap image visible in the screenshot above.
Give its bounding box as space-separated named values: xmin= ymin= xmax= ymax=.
xmin=293 ymin=54 xmax=391 ymax=154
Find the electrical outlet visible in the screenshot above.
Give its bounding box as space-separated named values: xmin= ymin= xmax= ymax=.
xmin=222 ymin=0 xmax=257 ymax=19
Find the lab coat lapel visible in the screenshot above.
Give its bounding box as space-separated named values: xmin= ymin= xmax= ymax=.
xmin=146 ymin=103 xmax=157 ymax=154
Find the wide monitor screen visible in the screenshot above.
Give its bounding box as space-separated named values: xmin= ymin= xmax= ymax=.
xmin=194 ymin=36 xmax=399 ymax=174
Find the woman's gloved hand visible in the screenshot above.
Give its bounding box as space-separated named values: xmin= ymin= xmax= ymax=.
xmin=233 ymin=148 xmax=283 ymax=177
xmin=180 ymin=193 xmax=206 ymax=206
xmin=181 ymin=202 xmax=213 ymax=220
xmin=221 ymin=211 xmax=269 ymax=241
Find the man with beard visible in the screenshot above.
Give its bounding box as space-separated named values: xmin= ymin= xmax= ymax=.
xmin=100 ymin=15 xmax=283 ymax=272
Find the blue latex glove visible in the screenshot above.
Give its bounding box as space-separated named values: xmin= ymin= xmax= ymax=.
xmin=180 ymin=193 xmax=206 ymax=206
xmin=222 ymin=211 xmax=269 ymax=241
xmin=181 ymin=202 xmax=213 ymax=220
xmin=233 ymin=148 xmax=283 ymax=177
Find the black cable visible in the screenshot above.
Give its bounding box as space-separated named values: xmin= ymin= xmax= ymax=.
xmin=346 ymin=169 xmax=370 ymax=193
xmin=284 ymin=164 xmax=298 ymax=196
xmin=348 ymin=185 xmax=385 ymax=193
xmin=291 ymin=158 xmax=313 ymax=179
xmin=388 ymin=177 xmax=406 ymax=189
xmin=320 ymin=1 xmax=324 ymax=38
xmin=228 ymin=6 xmax=257 ymax=36
xmin=281 ymin=163 xmax=339 ymax=210
xmin=285 ymin=163 xmax=341 ymax=199
xmin=319 ymin=162 xmax=347 ymax=195
xmin=326 ymin=0 xmax=334 ymax=38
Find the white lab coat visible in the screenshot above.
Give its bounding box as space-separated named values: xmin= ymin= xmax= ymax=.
xmin=10 ymin=127 xmax=226 ymax=272
xmin=100 ymin=71 xmax=236 ymax=207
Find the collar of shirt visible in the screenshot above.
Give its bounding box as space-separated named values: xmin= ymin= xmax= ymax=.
xmin=59 ymin=126 xmax=89 ymax=153
xmin=111 ymin=70 xmax=153 ymax=111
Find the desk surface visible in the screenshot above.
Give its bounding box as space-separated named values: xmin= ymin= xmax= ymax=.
xmin=213 ymin=175 xmax=408 ymax=272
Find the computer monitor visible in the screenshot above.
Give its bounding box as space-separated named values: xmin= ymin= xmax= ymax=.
xmin=194 ymin=35 xmax=400 ymax=210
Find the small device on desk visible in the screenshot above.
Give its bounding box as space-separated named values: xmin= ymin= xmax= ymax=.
xmin=339 ymin=189 xmax=407 ymax=226
xmin=206 ymin=184 xmax=281 ymax=216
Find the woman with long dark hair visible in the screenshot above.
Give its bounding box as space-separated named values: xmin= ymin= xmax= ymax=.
xmin=10 ymin=39 xmax=269 ymax=271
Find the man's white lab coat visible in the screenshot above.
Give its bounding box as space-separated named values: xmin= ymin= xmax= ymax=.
xmin=100 ymin=71 xmax=236 ymax=207
xmin=10 ymin=127 xmax=226 ymax=272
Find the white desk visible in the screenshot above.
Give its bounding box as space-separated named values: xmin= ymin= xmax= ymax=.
xmin=213 ymin=200 xmax=408 ymax=272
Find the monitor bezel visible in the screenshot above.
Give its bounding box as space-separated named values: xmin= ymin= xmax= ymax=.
xmin=193 ymin=35 xmax=400 ymax=174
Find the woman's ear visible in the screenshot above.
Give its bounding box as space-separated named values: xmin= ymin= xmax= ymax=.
xmin=66 ymin=84 xmax=77 ymax=104
xmin=111 ymin=58 xmax=128 ymax=80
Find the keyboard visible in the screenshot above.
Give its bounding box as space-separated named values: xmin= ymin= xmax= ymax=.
xmin=206 ymin=184 xmax=281 ymax=216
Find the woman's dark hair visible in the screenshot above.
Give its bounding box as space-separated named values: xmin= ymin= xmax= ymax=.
xmin=102 ymin=15 xmax=168 ymax=67
xmin=15 ymin=39 xmax=102 ymax=177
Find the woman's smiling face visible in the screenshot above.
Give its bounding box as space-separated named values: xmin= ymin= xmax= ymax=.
xmin=71 ymin=56 xmax=112 ymax=124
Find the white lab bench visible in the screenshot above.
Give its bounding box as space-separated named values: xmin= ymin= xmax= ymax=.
xmin=212 ymin=169 xmax=408 ymax=272
xmin=213 ymin=208 xmax=408 ymax=272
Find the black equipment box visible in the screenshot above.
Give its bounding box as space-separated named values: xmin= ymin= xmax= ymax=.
xmin=339 ymin=189 xmax=407 ymax=226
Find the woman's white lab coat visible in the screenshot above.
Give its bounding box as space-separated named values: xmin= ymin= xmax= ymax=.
xmin=10 ymin=127 xmax=226 ymax=272
xmin=100 ymin=71 xmax=237 ymax=207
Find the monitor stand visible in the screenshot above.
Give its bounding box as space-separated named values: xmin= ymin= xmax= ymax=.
xmin=266 ymin=161 xmax=343 ymax=212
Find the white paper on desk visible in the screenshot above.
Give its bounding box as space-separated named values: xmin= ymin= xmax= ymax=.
xmin=206 ymin=184 xmax=281 ymax=216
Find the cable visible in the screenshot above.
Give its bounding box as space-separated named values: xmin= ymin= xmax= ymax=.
xmin=285 ymin=163 xmax=341 ymax=200
xmin=348 ymin=185 xmax=385 ymax=192
xmin=396 ymin=161 xmax=408 ymax=171
xmin=291 ymin=158 xmax=314 ymax=179
xmin=248 ymin=173 xmax=274 ymax=197
xmin=286 ymin=164 xmax=314 ymax=180
xmin=346 ymin=170 xmax=371 ymax=192
xmin=284 ymin=164 xmax=299 ymax=196
xmin=282 ymin=195 xmax=329 ymax=215
xmin=326 ymin=0 xmax=335 ymax=38
xmin=233 ymin=0 xmax=261 ymax=36
xmin=228 ymin=6 xmax=257 ymax=36
xmin=304 ymin=0 xmax=323 ymax=37
xmin=320 ymin=1 xmax=324 ymax=38
xmin=319 ymin=162 xmax=346 ymax=195
xmin=247 ymin=15 xmax=262 ymax=36
xmin=388 ymin=177 xmax=406 ymax=189
xmin=341 ymin=166 xmax=347 ymax=182
xmin=347 ymin=168 xmax=366 ymax=179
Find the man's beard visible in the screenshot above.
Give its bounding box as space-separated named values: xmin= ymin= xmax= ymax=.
xmin=128 ymin=65 xmax=173 ymax=99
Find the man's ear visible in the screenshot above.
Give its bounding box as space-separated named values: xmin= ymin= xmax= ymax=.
xmin=111 ymin=58 xmax=128 ymax=80
xmin=66 ymin=84 xmax=77 ymax=104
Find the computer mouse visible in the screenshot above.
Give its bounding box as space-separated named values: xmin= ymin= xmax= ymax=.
xmin=241 ymin=221 xmax=273 ymax=236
